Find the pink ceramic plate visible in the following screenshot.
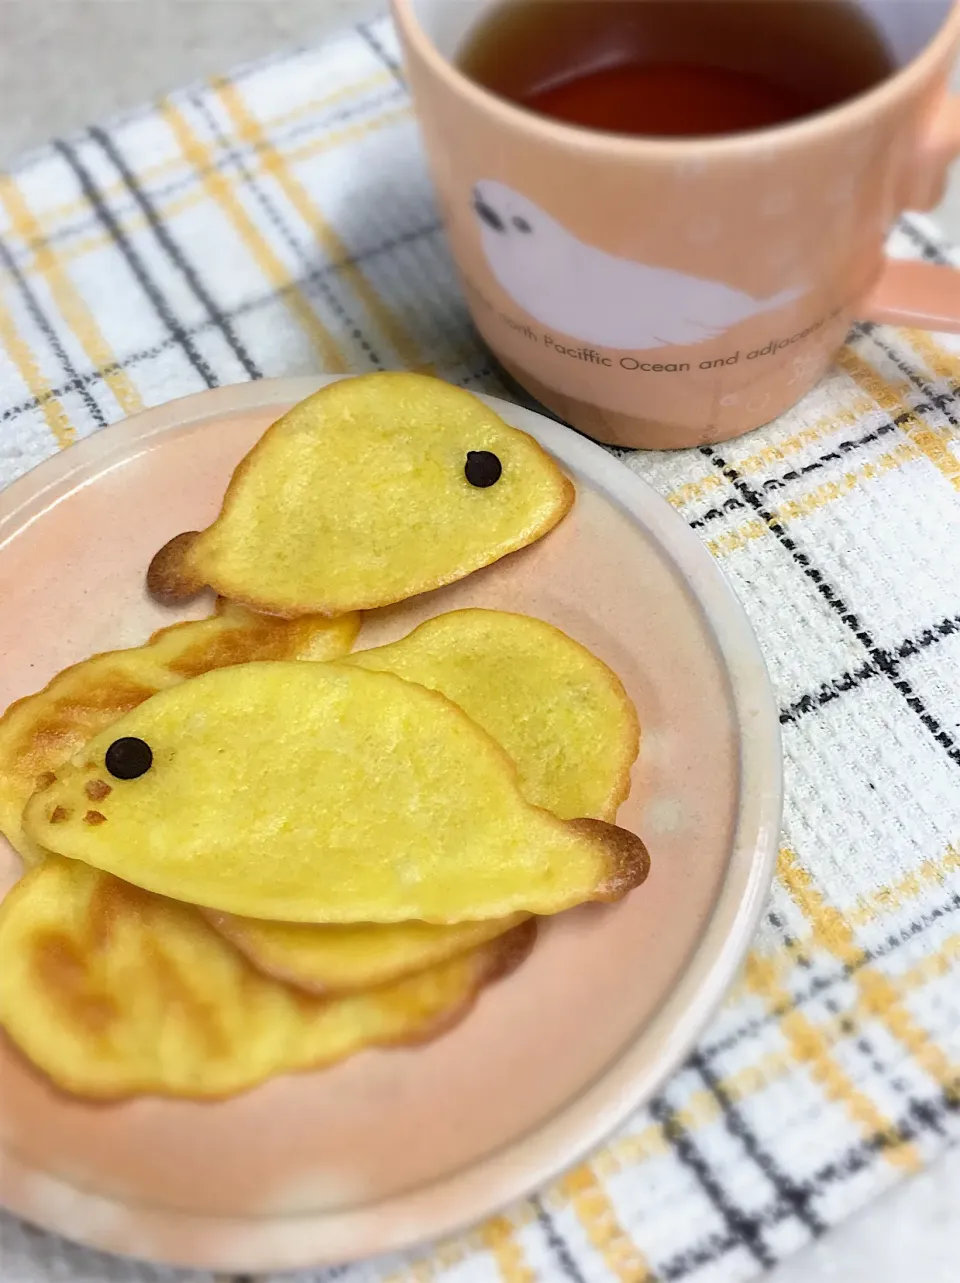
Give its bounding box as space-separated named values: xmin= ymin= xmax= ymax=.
xmin=0 ymin=377 xmax=781 ymax=1271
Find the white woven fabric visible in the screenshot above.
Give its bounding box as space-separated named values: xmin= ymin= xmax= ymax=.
xmin=0 ymin=16 xmax=958 ymax=1283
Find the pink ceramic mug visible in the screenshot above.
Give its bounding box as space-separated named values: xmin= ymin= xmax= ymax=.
xmin=393 ymin=0 xmax=960 ymax=448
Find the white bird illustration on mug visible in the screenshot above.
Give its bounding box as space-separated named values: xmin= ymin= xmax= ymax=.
xmin=472 ymin=180 xmax=805 ymax=351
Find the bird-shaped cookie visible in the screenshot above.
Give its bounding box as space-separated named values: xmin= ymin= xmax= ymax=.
xmin=24 ymin=661 xmax=649 ymax=924
xmin=147 ymin=373 xmax=574 ymax=617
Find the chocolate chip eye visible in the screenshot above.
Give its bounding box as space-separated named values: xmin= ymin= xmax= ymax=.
xmin=465 ymin=451 xmax=503 ymax=488
xmin=105 ymin=737 xmax=153 ymax=780
xmin=513 ymin=216 xmax=532 ymax=233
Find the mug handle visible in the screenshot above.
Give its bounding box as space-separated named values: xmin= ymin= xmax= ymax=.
xmin=862 ymin=96 xmax=960 ymax=331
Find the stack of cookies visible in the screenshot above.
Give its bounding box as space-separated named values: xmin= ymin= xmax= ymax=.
xmin=0 ymin=374 xmax=649 ymax=1101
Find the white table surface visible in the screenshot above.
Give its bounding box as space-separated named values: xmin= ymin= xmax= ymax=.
xmin=1 ymin=3 xmax=958 ymax=1279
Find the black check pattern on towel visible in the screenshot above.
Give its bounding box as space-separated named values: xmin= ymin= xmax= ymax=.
xmin=0 ymin=16 xmax=959 ymax=1283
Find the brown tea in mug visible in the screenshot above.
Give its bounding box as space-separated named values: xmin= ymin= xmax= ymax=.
xmin=458 ymin=0 xmax=896 ymax=137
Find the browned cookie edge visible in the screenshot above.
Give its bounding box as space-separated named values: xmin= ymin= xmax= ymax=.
xmin=146 ymin=531 xmax=206 ymax=604
xmin=568 ymin=818 xmax=651 ymax=902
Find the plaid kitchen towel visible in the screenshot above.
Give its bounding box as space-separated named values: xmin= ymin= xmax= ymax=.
xmin=1 ymin=14 xmax=959 ymax=1283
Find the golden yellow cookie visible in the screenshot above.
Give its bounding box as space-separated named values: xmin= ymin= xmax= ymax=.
xmin=147 ymin=374 xmax=574 ymax=617
xmin=0 ymin=603 xmax=359 ymax=867
xmin=26 ymin=662 xmax=649 ymax=923
xmin=0 ymin=858 xmax=536 ymax=1100
xmin=211 ymin=609 xmax=639 ymax=994
xmin=205 ymin=910 xmax=528 ymax=995
xmin=348 ymin=609 xmax=639 ymax=822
